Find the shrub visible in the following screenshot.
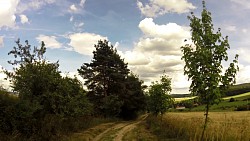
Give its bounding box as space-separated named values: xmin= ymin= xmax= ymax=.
xmin=229 ymin=98 xmax=235 ymax=102
xmin=236 ymin=105 xmax=249 ymax=111
xmin=0 ymin=90 xmax=19 ymax=134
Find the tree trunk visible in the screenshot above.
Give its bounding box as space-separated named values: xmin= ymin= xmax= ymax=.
xmin=201 ymin=103 xmax=209 ymax=140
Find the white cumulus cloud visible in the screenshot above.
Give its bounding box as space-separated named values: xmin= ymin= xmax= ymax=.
xmin=19 ymin=14 xmax=29 ymax=24
xmin=137 ymin=0 xmax=195 ymax=17
xmin=237 ymin=64 xmax=250 ymax=84
xmin=36 ymin=35 xmax=62 ymax=49
xmin=0 ymin=0 xmax=19 ymax=28
xmin=122 ymin=18 xmax=191 ymax=93
xmin=69 ymin=4 xmax=78 ymax=12
xmin=68 ymin=33 xmax=107 ymax=55
xmin=139 ymin=18 xmax=191 ymax=39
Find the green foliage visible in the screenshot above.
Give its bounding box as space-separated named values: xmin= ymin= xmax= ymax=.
xmin=181 ymin=1 xmax=239 ymax=139
xmin=182 ymin=99 xmax=194 ymax=109
xmin=7 ymin=39 xmax=92 ymax=117
xmin=0 ymin=90 xmax=18 ymax=133
xmin=229 ymin=98 xmax=235 ymax=102
xmin=181 ymin=1 xmax=239 ymax=106
xmin=120 ymin=73 xmax=147 ymax=119
xmin=148 ymin=74 xmax=174 ymax=116
xmin=236 ymin=104 xmax=249 ymax=111
xmin=78 ymin=40 xmax=146 ymax=119
xmin=78 ymin=40 xmax=129 ymax=116
xmin=7 ymin=39 xmax=46 ymax=65
xmin=101 ymin=95 xmax=124 ymax=117
xmin=9 ymin=58 xmax=92 ymax=118
xmin=1 ymin=39 xmax=93 ymax=140
xmin=12 ymin=61 xmax=60 ymax=101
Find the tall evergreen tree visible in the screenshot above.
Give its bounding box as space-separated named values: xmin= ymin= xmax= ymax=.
xmin=78 ymin=40 xmax=129 ymax=115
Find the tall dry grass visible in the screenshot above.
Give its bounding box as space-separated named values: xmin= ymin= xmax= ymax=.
xmin=147 ymin=111 xmax=250 ymax=141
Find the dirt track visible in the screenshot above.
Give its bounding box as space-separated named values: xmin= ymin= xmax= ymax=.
xmin=77 ymin=114 xmax=148 ymax=141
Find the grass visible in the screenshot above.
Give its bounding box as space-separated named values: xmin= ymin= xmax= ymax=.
xmin=64 ymin=123 xmax=116 ymax=141
xmin=146 ymin=111 xmax=250 ymax=141
xmin=61 ymin=117 xmax=120 ymax=141
xmin=122 ymin=121 xmax=157 ymax=141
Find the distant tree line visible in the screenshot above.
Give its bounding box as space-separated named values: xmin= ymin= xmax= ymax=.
xmin=225 ymin=83 xmax=250 ymax=96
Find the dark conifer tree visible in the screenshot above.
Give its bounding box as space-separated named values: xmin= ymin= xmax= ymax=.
xmin=78 ymin=40 xmax=130 ymax=115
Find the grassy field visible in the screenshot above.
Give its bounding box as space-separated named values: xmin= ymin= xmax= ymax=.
xmin=174 ymin=92 xmax=250 ymax=112
xmin=146 ymin=111 xmax=250 ymax=141
xmin=174 ymin=96 xmax=197 ymax=102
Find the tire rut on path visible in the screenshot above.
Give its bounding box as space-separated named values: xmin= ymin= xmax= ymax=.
xmin=114 ymin=114 xmax=148 ymax=141
xmin=92 ymin=122 xmax=129 ymax=141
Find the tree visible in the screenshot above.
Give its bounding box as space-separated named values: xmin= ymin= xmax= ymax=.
xmin=148 ymin=73 xmax=174 ymax=116
xmin=78 ymin=40 xmax=129 ymax=116
xmin=181 ymin=1 xmax=239 ymax=140
xmin=7 ymin=39 xmax=46 ymax=65
xmin=6 ymin=39 xmax=92 ymax=117
xmin=78 ymin=40 xmax=146 ymax=119
xmin=120 ymin=73 xmax=147 ymax=119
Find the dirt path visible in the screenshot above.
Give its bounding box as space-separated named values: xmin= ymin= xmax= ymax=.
xmin=113 ymin=115 xmax=148 ymax=141
xmin=92 ymin=122 xmax=129 ymax=141
xmin=67 ymin=114 xmax=150 ymax=141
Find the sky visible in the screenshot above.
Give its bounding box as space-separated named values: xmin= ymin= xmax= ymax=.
xmin=1 ymin=0 xmax=250 ymax=94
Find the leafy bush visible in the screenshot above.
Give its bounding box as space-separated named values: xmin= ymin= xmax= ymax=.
xmin=0 ymin=39 xmax=94 ymax=140
xmin=236 ymin=105 xmax=249 ymax=111
xmin=0 ymin=90 xmax=18 ymax=134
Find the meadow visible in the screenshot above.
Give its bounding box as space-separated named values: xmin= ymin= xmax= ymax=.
xmin=146 ymin=111 xmax=250 ymax=141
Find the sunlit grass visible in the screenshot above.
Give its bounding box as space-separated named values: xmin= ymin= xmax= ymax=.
xmin=174 ymin=92 xmax=250 ymax=102
xmin=174 ymin=96 xmax=197 ymax=102
xmin=146 ymin=112 xmax=250 ymax=141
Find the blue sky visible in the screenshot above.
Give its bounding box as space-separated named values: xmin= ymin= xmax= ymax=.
xmin=1 ymin=0 xmax=250 ymax=93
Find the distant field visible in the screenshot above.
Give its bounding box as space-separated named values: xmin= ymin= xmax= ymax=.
xmin=174 ymin=96 xmax=197 ymax=102
xmin=173 ymin=92 xmax=250 ymax=112
xmin=223 ymin=92 xmax=250 ymax=100
xmin=174 ymin=92 xmax=250 ymax=102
